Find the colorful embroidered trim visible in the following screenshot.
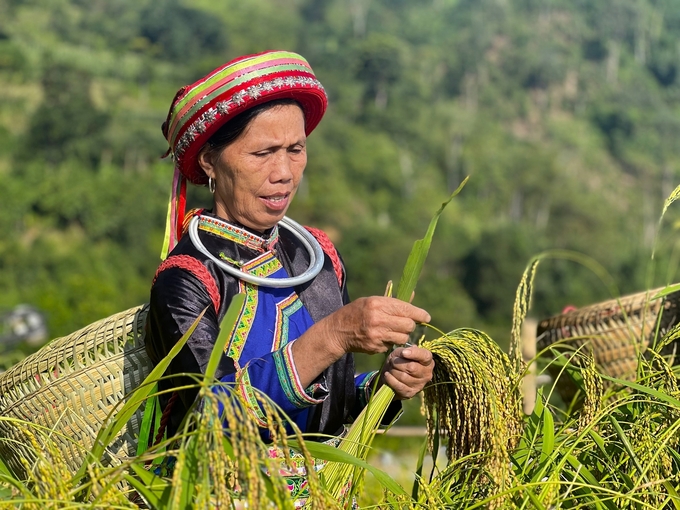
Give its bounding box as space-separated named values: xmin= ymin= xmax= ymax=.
xmin=273 ymin=341 xmax=327 ymax=408
xmin=272 ymin=293 xmax=303 ymax=351
xmin=225 ymin=280 xmax=258 ymax=363
xmin=236 ymin=368 xmax=268 ymax=427
xmin=241 ymin=251 xmax=283 ymax=278
xmin=354 ymin=371 xmax=379 ymax=410
xmin=153 ymin=254 xmax=221 ymax=313
xmin=198 ymin=215 xmax=279 ymax=252
xmin=304 ymin=226 xmax=344 ymax=288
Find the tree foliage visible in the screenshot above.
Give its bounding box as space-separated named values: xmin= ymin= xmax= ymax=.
xmin=1 ymin=0 xmax=680 ymax=349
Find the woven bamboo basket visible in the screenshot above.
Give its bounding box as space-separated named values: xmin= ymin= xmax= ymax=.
xmin=0 ymin=304 xmax=152 ymax=478
xmin=536 ymin=287 xmax=680 ymax=401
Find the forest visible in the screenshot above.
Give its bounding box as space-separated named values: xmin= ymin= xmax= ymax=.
xmin=2 ymin=0 xmax=680 ymax=353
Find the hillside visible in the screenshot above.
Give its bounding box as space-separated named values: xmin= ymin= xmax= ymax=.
xmin=1 ymin=0 xmax=680 ymax=348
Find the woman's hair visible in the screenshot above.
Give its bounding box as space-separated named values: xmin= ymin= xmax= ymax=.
xmin=201 ymin=98 xmax=304 ymax=164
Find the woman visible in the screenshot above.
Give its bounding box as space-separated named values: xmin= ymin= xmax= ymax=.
xmin=145 ymin=50 xmax=434 ymax=441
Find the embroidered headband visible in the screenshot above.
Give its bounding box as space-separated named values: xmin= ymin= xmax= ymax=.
xmin=159 ymin=50 xmax=328 ymax=258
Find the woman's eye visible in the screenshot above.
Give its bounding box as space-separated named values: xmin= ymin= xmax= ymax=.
xmin=289 ymin=146 xmax=304 ymax=154
xmin=254 ymin=150 xmax=270 ymax=157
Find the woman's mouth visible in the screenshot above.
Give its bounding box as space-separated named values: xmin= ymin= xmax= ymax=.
xmin=259 ymin=193 xmax=291 ymax=211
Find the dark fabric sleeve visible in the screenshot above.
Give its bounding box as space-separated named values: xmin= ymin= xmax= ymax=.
xmin=145 ymin=267 xmax=236 ymax=435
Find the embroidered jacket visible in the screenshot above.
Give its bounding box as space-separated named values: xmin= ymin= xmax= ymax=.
xmin=145 ymin=213 xmax=396 ymax=438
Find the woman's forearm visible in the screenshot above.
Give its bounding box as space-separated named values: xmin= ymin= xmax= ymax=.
xmin=290 ymin=318 xmax=346 ymax=388
xmin=289 ymin=297 xmax=431 ymax=388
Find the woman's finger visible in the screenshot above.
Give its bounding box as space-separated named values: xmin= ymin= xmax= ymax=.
xmin=387 ymin=359 xmax=433 ymax=380
xmin=382 ymin=371 xmax=422 ymax=400
xmin=399 ymin=346 xmax=434 ymax=365
xmin=373 ymin=297 xmax=430 ymax=323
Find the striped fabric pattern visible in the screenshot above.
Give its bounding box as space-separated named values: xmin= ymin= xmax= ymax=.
xmin=163 ymin=50 xmax=328 ymax=184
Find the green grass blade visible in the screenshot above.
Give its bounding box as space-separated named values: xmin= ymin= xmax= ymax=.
xmin=0 ymin=473 xmax=31 ymax=499
xmin=608 ymin=415 xmax=646 ymax=481
xmin=564 ymin=454 xmax=615 ymax=510
xmin=429 ymin=407 xmax=440 ymax=483
xmin=395 ymin=177 xmax=468 ymax=301
xmin=411 ymin=437 xmax=428 ymax=501
xmin=662 ymin=481 xmax=680 ymax=510
xmin=525 ymin=490 xmax=548 ymax=510
xmin=288 ymin=440 xmax=407 ymax=496
xmin=587 ymin=430 xmax=634 ymax=490
xmin=75 ymin=306 xmax=208 ymax=483
xmin=0 ymin=485 xmax=13 ymax=500
xmin=651 ymin=283 xmax=680 ymax=300
xmin=540 ymin=406 xmax=554 ymax=464
xmin=178 ymin=436 xmax=199 ymax=509
xmin=0 ymin=456 xmax=11 ymax=477
xmin=203 ymin=293 xmax=245 ymax=383
xmin=125 ymin=463 xmax=172 ymax=510
xmin=601 ymin=375 xmax=680 ymax=407
xmin=136 ymin=386 xmax=158 ymax=456
xmin=222 ymin=437 xmax=234 ymax=459
xmin=124 ymin=474 xmax=162 ymax=509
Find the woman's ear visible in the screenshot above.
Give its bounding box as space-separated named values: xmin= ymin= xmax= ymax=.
xmin=197 ymin=147 xmax=217 ymax=180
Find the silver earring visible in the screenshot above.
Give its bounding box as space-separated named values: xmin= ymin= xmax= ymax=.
xmin=208 ymin=177 xmax=216 ymax=194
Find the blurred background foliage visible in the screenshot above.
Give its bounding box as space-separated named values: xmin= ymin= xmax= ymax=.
xmin=2 ymin=0 xmax=680 ymax=365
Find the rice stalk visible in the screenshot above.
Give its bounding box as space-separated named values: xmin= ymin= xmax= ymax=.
xmin=577 ymin=355 xmax=603 ymax=432
xmin=318 ymin=384 xmax=397 ymax=505
xmin=420 ymin=328 xmax=523 ymax=504
xmin=317 ymin=184 xmax=469 ymax=505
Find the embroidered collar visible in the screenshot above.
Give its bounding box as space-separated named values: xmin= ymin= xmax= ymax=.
xmin=197 ymin=215 xmax=279 ymax=253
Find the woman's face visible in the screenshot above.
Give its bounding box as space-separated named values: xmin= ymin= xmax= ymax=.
xmin=198 ymin=104 xmax=307 ymax=232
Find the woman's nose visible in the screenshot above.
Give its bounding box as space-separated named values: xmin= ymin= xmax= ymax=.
xmin=269 ymin=150 xmax=294 ymax=182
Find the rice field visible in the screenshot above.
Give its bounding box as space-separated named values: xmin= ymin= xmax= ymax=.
xmin=2 ymin=183 xmax=680 ymax=508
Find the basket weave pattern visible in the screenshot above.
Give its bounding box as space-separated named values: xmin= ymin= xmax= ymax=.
xmin=0 ymin=305 xmax=152 ymax=477
xmin=536 ymin=288 xmax=680 ymax=382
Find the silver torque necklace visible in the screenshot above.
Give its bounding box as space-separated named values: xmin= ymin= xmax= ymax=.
xmin=187 ymin=215 xmax=324 ymax=288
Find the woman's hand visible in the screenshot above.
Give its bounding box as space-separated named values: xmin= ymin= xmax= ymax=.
xmin=291 ymin=296 xmax=430 ymax=388
xmin=323 ymin=296 xmax=431 ymax=356
xmin=381 ymin=346 xmax=434 ymax=399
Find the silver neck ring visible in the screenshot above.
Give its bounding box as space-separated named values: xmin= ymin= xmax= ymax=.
xmin=187 ymin=215 xmax=324 ymax=288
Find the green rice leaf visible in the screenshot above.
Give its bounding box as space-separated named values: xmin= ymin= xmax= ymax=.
xmin=651 ymin=283 xmax=680 ymax=300
xmin=525 ymin=490 xmax=548 ymax=510
xmin=222 ymin=437 xmax=234 ymax=459
xmin=411 ymin=437 xmax=428 ymax=501
xmin=429 ymin=406 xmax=440 ymax=482
xmin=136 ymin=386 xmax=158 ymax=456
xmin=662 ymin=481 xmax=680 ymax=510
xmin=395 ymin=177 xmax=468 ymax=301
xmin=125 ymin=463 xmax=172 ymax=509
xmin=562 ymin=455 xmax=614 ymax=510
xmin=608 ymin=415 xmax=646 ymax=482
xmin=178 ymin=436 xmax=200 ymax=509
xmin=601 ymin=375 xmax=680 ymax=407
xmin=0 ymin=485 xmax=12 ymax=500
xmin=204 ymin=293 xmax=246 ymax=383
xmin=0 ymin=474 xmax=31 ymax=499
xmin=540 ymin=406 xmax=554 ymax=464
xmin=288 ymin=440 xmax=407 ymax=496
xmin=0 ymin=456 xmax=11 ymax=477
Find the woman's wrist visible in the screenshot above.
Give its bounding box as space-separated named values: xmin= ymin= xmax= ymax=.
xmin=289 ymin=319 xmax=347 ymax=388
xmin=318 ymin=315 xmax=348 ymax=360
